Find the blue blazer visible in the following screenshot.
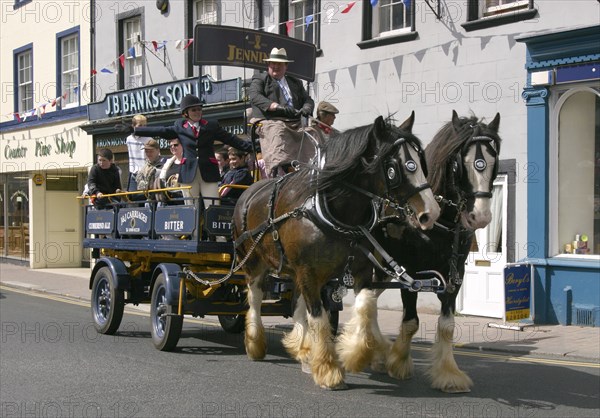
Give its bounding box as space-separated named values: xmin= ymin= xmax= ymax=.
xmin=135 ymin=118 xmax=252 ymax=183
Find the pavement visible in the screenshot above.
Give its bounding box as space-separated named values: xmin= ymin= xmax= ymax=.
xmin=1 ymin=261 xmax=599 ymax=363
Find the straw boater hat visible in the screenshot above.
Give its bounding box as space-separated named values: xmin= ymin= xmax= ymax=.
xmin=264 ymin=47 xmax=294 ymax=63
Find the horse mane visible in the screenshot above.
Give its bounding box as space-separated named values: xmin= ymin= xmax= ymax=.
xmin=298 ymin=117 xmax=419 ymax=193
xmin=426 ymin=114 xmax=502 ymax=195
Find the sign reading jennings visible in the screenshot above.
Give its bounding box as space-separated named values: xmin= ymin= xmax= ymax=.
xmin=87 ymin=76 xmax=241 ymax=121
xmin=193 ymin=25 xmax=317 ymax=82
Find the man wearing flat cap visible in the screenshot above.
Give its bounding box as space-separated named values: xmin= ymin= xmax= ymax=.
xmin=313 ymin=101 xmax=340 ymax=140
xmin=248 ymin=47 xmax=316 ymax=177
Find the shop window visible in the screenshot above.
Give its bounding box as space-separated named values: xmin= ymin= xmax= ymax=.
xmin=358 ymin=0 xmax=417 ymax=49
xmin=6 ymin=176 xmax=30 ymax=259
xmin=14 ymin=45 xmax=33 ymax=113
xmin=463 ymin=0 xmax=537 ymax=31
xmin=57 ymin=29 xmax=80 ymax=108
xmin=557 ymin=91 xmax=600 ymax=256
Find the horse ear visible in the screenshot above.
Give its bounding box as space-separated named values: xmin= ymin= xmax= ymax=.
xmin=398 ymin=111 xmax=415 ymax=132
xmin=373 ymin=115 xmax=387 ymax=137
xmin=488 ymin=112 xmax=501 ymax=133
xmin=451 ymin=110 xmax=461 ymax=132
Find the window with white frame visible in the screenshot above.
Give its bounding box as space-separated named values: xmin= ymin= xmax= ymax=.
xmin=60 ymin=33 xmax=79 ymax=107
xmin=377 ymin=0 xmax=412 ymax=37
xmin=194 ymin=0 xmax=219 ymax=80
xmin=483 ymin=0 xmax=528 ymax=17
xmin=556 ymin=91 xmax=600 ymax=257
xmin=290 ymin=0 xmax=317 ymax=44
xmin=17 ymin=49 xmax=33 ymax=112
xmin=123 ymin=17 xmax=142 ymax=89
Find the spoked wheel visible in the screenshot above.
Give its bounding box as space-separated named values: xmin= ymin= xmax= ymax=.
xmin=150 ymin=273 xmax=183 ymax=351
xmin=91 ymin=267 xmax=125 ymax=335
xmin=217 ymin=284 xmax=246 ymax=334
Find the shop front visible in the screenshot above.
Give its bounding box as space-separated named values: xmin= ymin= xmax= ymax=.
xmin=0 ymin=119 xmax=92 ymax=267
xmin=80 ymin=76 xmax=248 ymax=183
xmin=518 ymin=25 xmax=600 ymax=326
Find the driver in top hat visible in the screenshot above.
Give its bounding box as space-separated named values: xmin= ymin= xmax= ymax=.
xmin=118 ymin=94 xmax=252 ymax=209
xmin=248 ymin=47 xmax=316 ymax=178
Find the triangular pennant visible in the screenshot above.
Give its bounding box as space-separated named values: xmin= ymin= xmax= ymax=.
xmin=267 ymin=25 xmax=276 ymax=33
xmin=73 ymin=86 xmax=79 ymax=95
xmin=14 ymin=113 xmax=21 ymax=122
xmin=183 ymin=39 xmax=193 ymax=49
xmin=371 ymin=0 xmax=378 ymax=6
xmin=152 ymin=40 xmax=159 ymax=51
xmin=82 ymin=81 xmax=87 ymax=92
xmin=128 ymin=46 xmax=136 ymax=59
xmin=91 ymin=69 xmax=97 ymax=75
xmin=100 ymin=67 xmax=113 ymax=74
xmin=305 ymin=15 xmax=313 ymax=32
xmin=341 ymin=2 xmax=356 ymax=13
xmin=62 ymin=91 xmax=68 ymax=100
xmin=285 ymin=20 xmax=293 ymax=35
xmin=175 ymin=39 xmax=183 ymax=50
xmin=119 ymin=54 xmax=125 ymax=68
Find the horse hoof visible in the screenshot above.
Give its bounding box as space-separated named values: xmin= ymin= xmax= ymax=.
xmin=320 ymin=382 xmax=348 ymax=391
xmin=301 ymin=361 xmax=311 ymax=374
xmin=441 ymin=386 xmax=471 ymax=394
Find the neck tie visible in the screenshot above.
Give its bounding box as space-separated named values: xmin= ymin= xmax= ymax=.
xmin=277 ymin=78 xmax=293 ymax=107
xmin=191 ymin=124 xmax=198 ymax=137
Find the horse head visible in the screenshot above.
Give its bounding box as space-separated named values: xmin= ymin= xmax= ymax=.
xmin=427 ymin=110 xmax=501 ymax=230
xmin=372 ymin=113 xmax=440 ymax=230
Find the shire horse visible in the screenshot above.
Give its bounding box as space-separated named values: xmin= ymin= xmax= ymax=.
xmin=232 ymin=114 xmax=440 ymax=390
xmin=339 ymin=110 xmax=501 ymax=393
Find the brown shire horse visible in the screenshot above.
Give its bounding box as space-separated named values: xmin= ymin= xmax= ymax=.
xmin=232 ymin=114 xmax=440 ymax=389
xmin=340 ymin=111 xmax=501 ymax=393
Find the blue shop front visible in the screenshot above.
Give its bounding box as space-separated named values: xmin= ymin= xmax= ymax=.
xmin=518 ymin=25 xmax=600 ymax=326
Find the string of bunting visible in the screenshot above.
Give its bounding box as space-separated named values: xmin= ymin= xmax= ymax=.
xmin=5 ymin=1 xmax=406 ymax=124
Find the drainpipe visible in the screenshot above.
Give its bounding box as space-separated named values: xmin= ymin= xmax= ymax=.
xmin=90 ymin=0 xmax=96 ymax=102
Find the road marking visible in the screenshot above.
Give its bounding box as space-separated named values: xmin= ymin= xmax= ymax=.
xmin=2 ymin=285 xmax=598 ymax=369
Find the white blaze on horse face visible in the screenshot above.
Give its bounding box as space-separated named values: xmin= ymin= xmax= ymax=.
xmin=403 ymin=146 xmax=440 ymax=230
xmin=462 ymin=144 xmax=494 ymax=230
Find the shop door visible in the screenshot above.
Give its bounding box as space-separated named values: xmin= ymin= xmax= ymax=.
xmin=458 ymin=175 xmax=508 ymax=318
xmin=45 ymin=191 xmax=82 ymax=267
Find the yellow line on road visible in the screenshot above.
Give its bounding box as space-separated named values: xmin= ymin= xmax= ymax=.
xmin=3 ymin=285 xmax=598 ymax=369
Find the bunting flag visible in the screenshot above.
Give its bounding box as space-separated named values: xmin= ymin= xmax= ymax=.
xmin=73 ymin=86 xmax=79 ymax=96
xmin=175 ymin=39 xmax=183 ymax=50
xmin=267 ymin=25 xmax=276 ymax=33
xmin=183 ymin=39 xmax=193 ymax=50
xmin=285 ymin=20 xmax=293 ymax=35
xmin=128 ymin=46 xmax=136 ymax=59
xmin=403 ymin=0 xmax=411 ymax=9
xmin=371 ymin=0 xmax=378 ymax=6
xmin=341 ymin=2 xmax=356 ymax=13
xmin=14 ymin=113 xmax=21 ymax=122
xmin=90 ymin=69 xmax=97 ymax=75
xmin=118 ymin=54 xmax=125 ymax=68
xmin=305 ymin=15 xmax=313 ymax=32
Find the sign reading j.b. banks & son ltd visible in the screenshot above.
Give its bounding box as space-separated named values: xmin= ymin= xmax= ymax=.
xmin=88 ymin=76 xmax=241 ymax=121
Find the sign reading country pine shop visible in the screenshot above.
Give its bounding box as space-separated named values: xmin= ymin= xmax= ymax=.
xmin=503 ymin=264 xmax=532 ymax=321
xmin=87 ymin=76 xmax=241 ymax=121
xmin=193 ymin=25 xmax=317 ymax=82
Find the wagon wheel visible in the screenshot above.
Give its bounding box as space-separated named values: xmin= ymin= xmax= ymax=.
xmin=150 ymin=273 xmax=183 ymax=351
xmin=217 ymin=284 xmax=246 ymax=334
xmin=91 ymin=267 xmax=125 ymax=335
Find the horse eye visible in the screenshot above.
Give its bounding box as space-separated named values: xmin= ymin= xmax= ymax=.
xmin=474 ymin=159 xmax=487 ymax=171
xmin=387 ymin=167 xmax=397 ymax=180
xmin=405 ymin=160 xmax=417 ymax=172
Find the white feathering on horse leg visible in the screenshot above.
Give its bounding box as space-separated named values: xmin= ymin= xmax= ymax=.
xmin=282 ymin=297 xmax=311 ymax=372
xmin=336 ymin=289 xmax=380 ymax=373
xmin=308 ymin=311 xmax=346 ymax=390
xmin=428 ymin=315 xmax=473 ymax=393
xmin=244 ymin=282 xmax=267 ymax=360
xmin=387 ymin=317 xmax=419 ymax=380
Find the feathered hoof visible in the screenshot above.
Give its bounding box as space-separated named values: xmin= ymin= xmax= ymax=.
xmin=301 ymin=360 xmax=311 ymax=374
xmin=430 ymin=371 xmax=473 ymax=393
xmin=244 ymin=336 xmax=267 ymax=360
xmin=320 ymin=381 xmax=348 ymax=391
xmin=369 ymin=359 xmax=387 ymax=374
xmin=387 ymin=356 xmax=414 ymax=380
